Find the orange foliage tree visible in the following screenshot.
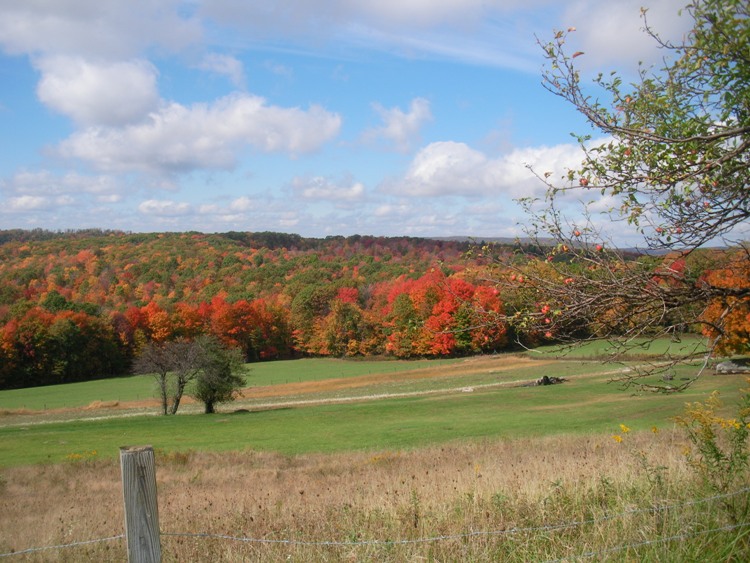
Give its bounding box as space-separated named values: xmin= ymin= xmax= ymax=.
xmin=701 ymin=249 xmax=750 ymax=355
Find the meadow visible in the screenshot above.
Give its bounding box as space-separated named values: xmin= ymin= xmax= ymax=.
xmin=1 ymin=342 xmax=748 ymax=561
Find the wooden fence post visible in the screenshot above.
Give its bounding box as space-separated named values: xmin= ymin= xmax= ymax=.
xmin=120 ymin=445 xmax=162 ymax=563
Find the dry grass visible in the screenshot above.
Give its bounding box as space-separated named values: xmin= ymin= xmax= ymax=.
xmin=1 ymin=430 xmax=721 ymax=562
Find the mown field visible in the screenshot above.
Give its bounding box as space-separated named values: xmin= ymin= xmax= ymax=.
xmin=0 ymin=342 xmax=740 ymax=468
xmin=1 ymin=340 xmax=748 ymax=561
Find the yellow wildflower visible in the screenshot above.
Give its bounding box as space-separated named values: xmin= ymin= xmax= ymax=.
xmin=619 ymin=424 xmax=631 ymax=433
xmin=612 ymin=435 xmax=623 ymax=443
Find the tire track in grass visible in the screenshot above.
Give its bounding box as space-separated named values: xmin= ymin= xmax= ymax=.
xmin=0 ymin=360 xmax=631 ymax=427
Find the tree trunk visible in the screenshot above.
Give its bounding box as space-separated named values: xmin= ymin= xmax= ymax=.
xmin=170 ymin=383 xmax=185 ymax=415
xmin=158 ymin=374 xmax=168 ymax=415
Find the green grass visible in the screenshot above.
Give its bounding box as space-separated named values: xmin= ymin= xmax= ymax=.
xmin=0 ymin=357 xmax=461 ymax=411
xmin=0 ymin=374 xmax=156 ymax=411
xmin=530 ymin=335 xmax=710 ymax=359
xmin=235 ymin=360 xmax=618 ymax=407
xmin=1 ymin=361 xmax=744 ymax=467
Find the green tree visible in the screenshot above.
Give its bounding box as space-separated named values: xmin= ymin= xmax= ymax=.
xmin=190 ymin=335 xmax=245 ymax=414
xmin=511 ymin=0 xmax=749 ymax=388
xmin=539 ymin=0 xmax=749 ymax=246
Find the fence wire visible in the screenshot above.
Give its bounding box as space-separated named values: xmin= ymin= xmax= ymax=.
xmin=0 ymin=535 xmax=124 ymax=558
xmin=2 ymin=486 xmax=748 ymax=558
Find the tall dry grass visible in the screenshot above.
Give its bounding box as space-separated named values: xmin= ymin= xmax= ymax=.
xmin=0 ymin=431 xmax=744 ymax=561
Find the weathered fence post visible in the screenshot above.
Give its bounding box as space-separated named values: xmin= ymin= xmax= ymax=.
xmin=120 ymin=445 xmax=162 ymax=563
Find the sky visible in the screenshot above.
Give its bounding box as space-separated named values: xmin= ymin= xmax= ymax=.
xmin=0 ymin=0 xmax=694 ymax=243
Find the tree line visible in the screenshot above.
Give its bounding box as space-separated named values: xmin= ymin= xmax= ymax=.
xmin=0 ymin=232 xmax=513 ymax=389
xmin=0 ymin=229 xmax=745 ymax=390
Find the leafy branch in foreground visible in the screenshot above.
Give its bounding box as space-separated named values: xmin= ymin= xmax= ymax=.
xmin=488 ymin=0 xmax=749 ymax=390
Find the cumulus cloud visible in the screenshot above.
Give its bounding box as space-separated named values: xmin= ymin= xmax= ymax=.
xmin=6 ymin=195 xmax=50 ymax=211
xmin=4 ymin=194 xmax=76 ymax=213
xmin=138 ymin=199 xmax=192 ymax=217
xmin=560 ymin=0 xmax=690 ymax=69
xmin=2 ymin=169 xmax=124 ymax=201
xmin=195 ymin=196 xmax=256 ymax=217
xmin=362 ymin=97 xmax=432 ymax=152
xmin=374 ymin=202 xmax=412 ymax=217
xmin=392 ymin=140 xmax=587 ymax=199
xmin=35 ymin=56 xmax=159 ymax=126
xmin=229 ymin=196 xmax=254 ymax=212
xmin=0 ymin=0 xmax=201 ymax=59
xmin=291 ymin=176 xmax=366 ymax=202
xmin=58 ymin=93 xmax=342 ymax=174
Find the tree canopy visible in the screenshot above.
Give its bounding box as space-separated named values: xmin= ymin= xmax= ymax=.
xmin=506 ymin=0 xmax=750 ymax=389
xmin=537 ymin=0 xmax=749 ymax=249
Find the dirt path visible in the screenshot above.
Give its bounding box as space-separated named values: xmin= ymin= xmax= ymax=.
xmin=0 ymin=356 xmax=626 ymax=427
xmin=246 ymin=355 xmax=557 ymax=398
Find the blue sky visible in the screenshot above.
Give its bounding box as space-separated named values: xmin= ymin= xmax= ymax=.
xmin=0 ymin=0 xmax=691 ymax=242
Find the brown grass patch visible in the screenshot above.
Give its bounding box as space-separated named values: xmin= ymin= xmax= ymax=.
xmin=83 ymin=400 xmax=120 ymax=410
xmin=246 ymin=355 xmax=554 ymax=399
xmin=0 ymin=431 xmax=694 ymax=561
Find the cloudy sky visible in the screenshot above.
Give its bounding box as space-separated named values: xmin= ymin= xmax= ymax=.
xmin=0 ymin=0 xmax=691 ymax=242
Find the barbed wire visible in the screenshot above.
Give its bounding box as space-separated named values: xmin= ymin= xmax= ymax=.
xmin=2 ymin=486 xmax=748 ymax=558
xmin=162 ymin=485 xmax=750 ymax=546
xmin=0 ymin=535 xmax=124 ymax=558
xmin=544 ymin=522 xmax=750 ymax=562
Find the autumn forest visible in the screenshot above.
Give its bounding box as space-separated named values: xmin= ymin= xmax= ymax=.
xmin=0 ymin=229 xmax=745 ymax=390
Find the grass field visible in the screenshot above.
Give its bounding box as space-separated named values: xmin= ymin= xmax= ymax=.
xmin=529 ymin=334 xmax=709 ymax=359
xmin=0 ymin=357 xmax=461 ymax=411
xmin=0 ymin=348 xmax=745 ymax=467
xmin=1 ymin=344 xmax=749 ymax=561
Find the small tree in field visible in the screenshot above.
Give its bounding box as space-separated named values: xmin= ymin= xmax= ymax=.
xmin=500 ymin=0 xmax=750 ymax=389
xmin=132 ymin=341 xmax=173 ymax=415
xmin=133 ymin=338 xmax=205 ymax=415
xmin=133 ymin=336 xmax=244 ymax=415
xmin=190 ymin=335 xmax=245 ymax=414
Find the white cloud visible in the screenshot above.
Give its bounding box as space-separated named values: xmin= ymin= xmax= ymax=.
xmin=138 ymin=199 xmax=192 ymax=217
xmin=197 ymin=53 xmax=246 ymax=88
xmin=3 ymin=193 xmax=78 ymax=213
xmin=199 ymin=0 xmax=690 ymax=73
xmin=352 ymin=0 xmax=492 ymax=27
xmin=6 ymin=195 xmax=50 ymax=211
xmin=362 ymin=97 xmax=432 ymax=152
xmin=2 ymin=169 xmax=124 ymax=198
xmin=229 ymin=196 xmax=254 ymax=212
xmin=96 ymin=194 xmax=122 ymax=203
xmin=199 ymin=0 xmax=553 ymax=69
xmin=0 ymin=0 xmax=201 ymax=59
xmin=195 ymin=196 xmax=256 ymax=216
xmin=560 ymin=0 xmax=690 ymax=69
xmin=291 ymin=176 xmax=366 ymax=202
xmin=279 ymin=212 xmax=300 ymax=228
xmin=392 ymin=140 xmax=588 ymax=199
xmin=35 ymin=56 xmax=159 ymax=126
xmin=201 ymin=0 xmax=533 ymax=35
xmin=374 ymin=202 xmax=412 ymax=217
xmin=399 ymin=141 xmax=489 ymax=196
xmin=58 ymin=93 xmax=342 ymax=174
